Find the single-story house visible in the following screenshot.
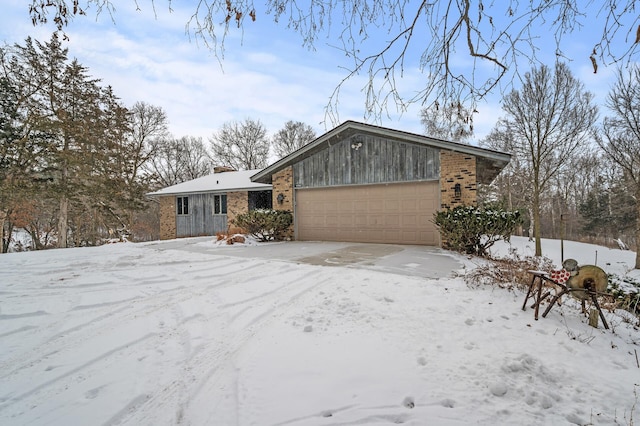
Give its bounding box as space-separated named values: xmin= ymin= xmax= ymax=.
xmin=147 ymin=168 xmax=273 ymax=239
xmin=149 ymin=120 xmax=510 ymax=245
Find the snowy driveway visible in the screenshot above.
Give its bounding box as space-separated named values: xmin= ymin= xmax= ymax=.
xmin=146 ymin=237 xmax=463 ymax=279
xmin=1 ymin=238 xmax=638 ymax=425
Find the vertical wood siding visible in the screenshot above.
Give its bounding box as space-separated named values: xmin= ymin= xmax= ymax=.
xmin=293 ymin=133 xmax=439 ymax=188
xmin=176 ymin=193 xmax=227 ymax=237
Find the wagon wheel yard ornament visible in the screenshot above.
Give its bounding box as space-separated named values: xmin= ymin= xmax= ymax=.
xmin=523 ymin=259 xmax=611 ymax=329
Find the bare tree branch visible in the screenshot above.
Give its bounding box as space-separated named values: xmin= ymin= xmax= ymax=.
xmin=500 ymin=62 xmax=598 ymax=256
xmin=598 ymin=64 xmax=640 ymax=268
xmin=26 ymin=1 xmax=640 ymax=123
xmin=210 ymin=118 xmax=270 ymax=170
xmin=146 ymin=135 xmax=212 ymax=187
xmin=271 ymin=120 xmax=316 ymax=159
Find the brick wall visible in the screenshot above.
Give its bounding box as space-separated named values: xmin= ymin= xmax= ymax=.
xmin=227 ymin=191 xmax=248 ymax=233
xmin=272 ymin=167 xmax=294 ymax=211
xmin=159 ymin=196 xmax=176 ymax=240
xmin=440 ymin=150 xmax=477 ymax=209
xmin=272 ymin=166 xmax=294 ymax=239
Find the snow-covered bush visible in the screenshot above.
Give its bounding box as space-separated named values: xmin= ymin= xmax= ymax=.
xmin=607 ymin=274 xmax=640 ymax=315
xmin=232 ymin=209 xmax=293 ymax=242
xmin=434 ymin=205 xmax=523 ymax=257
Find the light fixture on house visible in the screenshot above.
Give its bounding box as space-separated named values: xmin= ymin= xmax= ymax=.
xmin=277 ymin=193 xmax=285 ymax=204
xmin=454 ymin=183 xmax=462 ymax=199
xmin=350 ymin=136 xmax=363 ymax=151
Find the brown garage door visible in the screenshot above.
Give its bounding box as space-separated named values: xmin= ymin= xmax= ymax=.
xmin=295 ymin=181 xmax=440 ymax=245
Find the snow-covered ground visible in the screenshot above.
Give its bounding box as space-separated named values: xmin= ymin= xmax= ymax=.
xmin=0 ymin=236 xmax=638 ymax=425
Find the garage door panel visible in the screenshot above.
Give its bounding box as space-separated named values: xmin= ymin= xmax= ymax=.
xmin=385 ymin=214 xmax=400 ymax=226
xmin=400 ymin=230 xmax=420 ymax=241
xmin=400 ymin=199 xmax=417 ymax=210
xmin=400 ymin=215 xmax=417 ymax=226
xmin=296 ymin=181 xmax=439 ymax=245
xmin=364 ymin=215 xmax=379 ymax=226
xmin=384 ymin=200 xmax=400 ymax=212
xmin=354 ymin=200 xmax=368 ymax=212
xmin=367 ymin=202 xmax=384 ymax=213
xmin=418 ymin=199 xmax=436 ymax=210
xmin=338 ymin=215 xmax=354 ymax=226
xmin=325 ymin=215 xmax=339 ymax=226
xmin=324 ymin=201 xmax=338 ymax=212
xmin=419 ymin=213 xmax=433 ymax=224
xmin=354 ymin=215 xmax=368 ymax=226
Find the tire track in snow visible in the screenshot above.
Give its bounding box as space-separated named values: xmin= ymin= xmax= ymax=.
xmin=0 ymin=286 xmax=190 ymax=379
xmin=2 ymin=257 xmax=273 ymax=380
xmin=117 ymin=265 xmax=333 ymax=426
xmin=0 ymin=283 xmax=212 ymax=423
xmin=0 ymin=333 xmax=156 ymax=411
xmin=1 ymin=248 xmax=331 ymax=425
xmin=0 ymin=257 xmax=256 ymax=377
xmin=0 ymin=325 xmax=38 ymax=338
xmin=102 ymin=394 xmax=152 ymax=426
xmin=184 ymin=271 xmax=334 ymax=425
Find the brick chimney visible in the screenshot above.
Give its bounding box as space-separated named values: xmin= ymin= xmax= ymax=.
xmin=213 ymin=166 xmax=236 ymax=174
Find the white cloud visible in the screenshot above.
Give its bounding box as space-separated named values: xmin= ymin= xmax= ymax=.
xmin=0 ymin=2 xmax=498 ymax=143
xmin=1 ymin=1 xmax=626 ymax=146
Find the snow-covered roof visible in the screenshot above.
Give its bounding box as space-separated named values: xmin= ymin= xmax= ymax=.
xmin=147 ymin=169 xmax=271 ymax=196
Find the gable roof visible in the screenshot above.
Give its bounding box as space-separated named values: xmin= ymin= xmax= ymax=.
xmin=251 ymin=120 xmax=511 ymax=185
xmin=147 ymin=169 xmax=271 ymax=197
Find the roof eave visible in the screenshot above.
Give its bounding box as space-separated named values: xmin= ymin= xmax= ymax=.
xmin=146 ymin=184 xmax=272 ymax=197
xmin=251 ymin=121 xmax=511 ymax=183
xmin=251 ymin=123 xmax=350 ymax=183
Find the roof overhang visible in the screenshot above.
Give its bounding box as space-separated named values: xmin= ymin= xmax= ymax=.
xmin=146 ymin=185 xmax=271 ymax=197
xmin=146 ymin=169 xmax=272 ymax=197
xmin=251 ymin=121 xmax=510 ymax=185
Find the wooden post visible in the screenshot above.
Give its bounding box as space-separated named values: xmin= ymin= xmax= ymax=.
xmin=560 ymin=214 xmax=565 ymax=263
xmin=588 ymin=308 xmax=599 ymax=328
xmin=0 ymin=209 xmax=5 ymax=254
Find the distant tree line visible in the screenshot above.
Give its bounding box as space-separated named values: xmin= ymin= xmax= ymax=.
xmin=421 ymin=62 xmax=640 ymax=268
xmin=0 ymin=35 xmax=316 ymax=252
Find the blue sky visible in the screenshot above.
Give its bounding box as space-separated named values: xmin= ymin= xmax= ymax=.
xmin=0 ymin=1 xmax=627 ymax=142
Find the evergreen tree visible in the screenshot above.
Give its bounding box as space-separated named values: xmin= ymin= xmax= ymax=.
xmin=1 ymin=35 xmax=162 ymax=249
xmin=0 ymin=76 xmax=24 ymax=252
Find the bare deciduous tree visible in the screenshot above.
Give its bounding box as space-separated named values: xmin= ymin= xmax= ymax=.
xmin=25 ymin=1 xmax=640 ymax=122
xmin=179 ymin=136 xmax=214 ymax=181
xmin=99 ymin=100 xmax=167 ymax=235
xmin=481 ymin=119 xmax=530 ymax=210
xmin=272 ymin=121 xmax=316 ymax=159
xmin=483 ymin=120 xmax=636 ymax=249
xmin=128 ymin=101 xmax=168 ymax=178
xmin=146 ymin=135 xmax=213 ymax=187
xmin=420 ymin=102 xmax=474 ymax=142
xmin=500 ymin=62 xmax=597 ymax=256
xmin=598 ymin=65 xmax=640 ymax=269
xmin=210 ymin=118 xmax=269 ymax=171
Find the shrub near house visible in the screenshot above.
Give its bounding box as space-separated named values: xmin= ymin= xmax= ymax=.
xmin=233 ymin=209 xmax=293 ymax=242
xmin=434 ymin=205 xmax=523 ymax=257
